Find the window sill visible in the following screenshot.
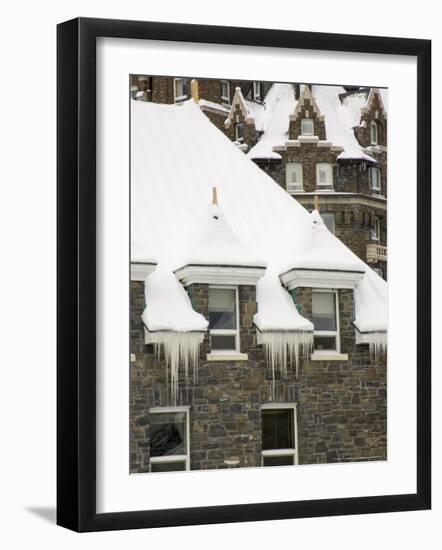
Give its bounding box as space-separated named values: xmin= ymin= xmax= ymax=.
xmin=206 ymin=352 xmax=249 ymax=362
xmin=310 ymin=352 xmax=349 ymax=361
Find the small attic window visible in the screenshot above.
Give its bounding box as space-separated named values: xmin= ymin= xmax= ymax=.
xmin=221 ymin=80 xmax=230 ymax=104
xmin=208 ymin=287 xmax=239 ymax=352
xmin=235 ymin=122 xmax=245 ymax=142
xmin=370 ymin=121 xmax=378 ymax=145
xmin=301 ymin=118 xmax=314 ymax=136
xmin=174 ymin=78 xmax=188 ymax=102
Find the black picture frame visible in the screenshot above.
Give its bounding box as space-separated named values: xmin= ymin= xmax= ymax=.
xmin=57 ymin=17 xmax=431 ymax=532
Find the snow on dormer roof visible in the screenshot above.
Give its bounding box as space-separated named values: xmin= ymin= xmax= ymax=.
xmin=131 ymin=98 xmax=386 ymax=337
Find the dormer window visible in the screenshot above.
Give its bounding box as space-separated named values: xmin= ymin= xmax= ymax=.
xmin=370 ymin=121 xmax=378 ymax=145
xmin=208 ymin=287 xmax=239 ymax=352
xmin=316 ymin=163 xmax=333 ymax=189
xmin=301 ymin=118 xmax=314 ymax=136
xmin=221 ymin=80 xmax=230 ymax=104
xmin=174 ymin=78 xmax=188 ymax=102
xmin=235 ymin=122 xmax=245 ymax=142
xmin=368 ymin=166 xmax=381 ymax=193
xmin=312 ymin=289 xmax=339 ymax=353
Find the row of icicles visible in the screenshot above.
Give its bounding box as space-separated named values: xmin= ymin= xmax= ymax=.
xmin=150 ymin=330 xmax=387 ymax=405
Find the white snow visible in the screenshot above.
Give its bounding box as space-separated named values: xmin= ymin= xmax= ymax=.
xmin=312 ymin=85 xmax=376 ymax=162
xmin=247 ymin=83 xmax=295 ymax=160
xmin=199 ymin=99 xmax=230 ymax=114
xmin=179 ymin=203 xmax=266 ymax=268
xmin=131 ymin=97 xmax=387 ymax=360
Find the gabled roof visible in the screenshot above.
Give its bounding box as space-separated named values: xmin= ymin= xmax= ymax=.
xmin=224 ymin=87 xmax=255 ymax=129
xmin=361 ymin=87 xmax=388 ymax=117
xmin=131 ymin=98 xmax=387 ymax=335
xmin=248 ymin=83 xmax=296 ymax=160
xmin=291 ymin=84 xmax=324 ymax=121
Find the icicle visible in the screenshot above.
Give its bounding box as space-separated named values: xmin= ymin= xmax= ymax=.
xmin=257 ymin=331 xmax=313 ymax=394
xmin=364 ymin=331 xmax=388 ymax=360
xmin=146 ymin=331 xmax=204 ymax=405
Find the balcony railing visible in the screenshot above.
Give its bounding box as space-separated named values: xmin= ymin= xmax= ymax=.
xmin=366 ymin=244 xmax=387 ymax=263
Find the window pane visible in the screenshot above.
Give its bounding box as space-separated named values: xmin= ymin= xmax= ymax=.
xmin=221 ymin=81 xmax=229 ymax=99
xmin=211 ymin=334 xmax=236 ymax=350
xmin=314 ymin=335 xmax=337 ymax=351
xmin=235 ymin=123 xmax=244 ymax=141
xmin=263 ymin=455 xmax=295 ymax=467
xmin=150 ymin=412 xmax=187 ymax=457
xmin=312 ymin=292 xmax=336 ymax=331
xmin=301 ymin=118 xmax=314 ymax=135
xmin=262 ymin=409 xmax=294 ymax=450
xmin=151 ymin=461 xmax=186 ymax=472
xmin=209 ymin=288 xmax=237 ymax=329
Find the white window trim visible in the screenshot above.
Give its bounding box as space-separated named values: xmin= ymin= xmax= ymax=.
xmin=316 ymin=163 xmax=334 ymax=189
xmin=260 ymin=404 xmax=298 ymax=466
xmin=235 ymin=122 xmax=244 ymax=142
xmin=301 ymin=118 xmax=314 ymax=136
xmin=253 ymin=81 xmax=261 ymax=101
xmin=312 ymin=289 xmax=341 ymax=356
xmin=370 ymin=120 xmax=378 ymax=145
xmin=371 ymin=216 xmax=381 ymax=241
xmin=149 ymin=406 xmax=190 ymax=472
xmin=286 ymin=162 xmax=304 ymax=193
xmin=221 ymin=80 xmax=230 ymax=104
xmin=369 ymin=166 xmax=381 ymax=193
xmin=173 ymin=77 xmax=188 ymax=102
xmin=208 ymin=286 xmax=240 ymax=354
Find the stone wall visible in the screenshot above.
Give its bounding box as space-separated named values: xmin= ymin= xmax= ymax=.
xmin=130 ymin=280 xmax=387 ymax=472
xmin=289 ymin=94 xmax=326 ymax=140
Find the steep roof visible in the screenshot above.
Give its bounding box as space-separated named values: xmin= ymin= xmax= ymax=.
xmin=247 ymin=83 xmax=295 ymax=160
xmin=131 ymin=99 xmax=387 ymax=335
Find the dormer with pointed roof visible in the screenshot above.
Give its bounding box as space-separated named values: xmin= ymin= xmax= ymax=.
xmin=224 ymin=87 xmax=258 ymax=151
xmin=288 ymin=84 xmax=327 ymax=141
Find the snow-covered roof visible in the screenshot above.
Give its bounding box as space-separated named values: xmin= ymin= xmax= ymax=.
xmin=312 ymin=85 xmax=376 ymax=162
xmin=247 ymin=83 xmax=295 ymax=160
xmin=131 ymin=98 xmax=387 ymax=336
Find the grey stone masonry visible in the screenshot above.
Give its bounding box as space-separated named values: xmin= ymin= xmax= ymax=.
xmin=130 ymin=279 xmax=387 ymax=472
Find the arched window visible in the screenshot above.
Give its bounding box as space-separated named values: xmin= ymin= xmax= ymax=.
xmin=370 ymin=121 xmax=378 ymax=145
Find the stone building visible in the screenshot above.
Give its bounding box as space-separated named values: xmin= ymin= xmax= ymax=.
xmin=129 ymin=98 xmax=387 ymax=474
xmin=130 ymin=75 xmax=387 ymax=280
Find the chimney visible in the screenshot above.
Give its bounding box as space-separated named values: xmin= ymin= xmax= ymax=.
xmin=191 ymin=79 xmax=199 ymax=103
xmin=313 ymin=195 xmax=319 ymax=211
xmin=212 ymin=186 xmax=218 ymax=206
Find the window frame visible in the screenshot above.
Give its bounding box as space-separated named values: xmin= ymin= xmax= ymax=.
xmin=261 ymin=404 xmax=298 ymax=467
xmin=301 ymin=118 xmax=314 ymax=136
xmin=221 ymin=80 xmax=230 ymax=104
xmin=316 ymin=163 xmax=334 ymax=189
xmin=369 ymin=166 xmax=381 ymax=193
xmin=148 ymin=406 xmax=190 ymax=472
xmin=208 ymin=285 xmax=240 ymax=354
xmin=371 ymin=215 xmax=381 ymax=241
xmin=253 ymin=81 xmax=261 ymax=101
xmin=286 ymin=162 xmax=304 ymax=192
xmin=173 ymin=77 xmax=188 ymax=102
xmin=370 ymin=120 xmax=378 ymax=145
xmin=235 ymin=122 xmax=245 ymax=143
xmin=312 ymin=289 xmax=340 ymax=354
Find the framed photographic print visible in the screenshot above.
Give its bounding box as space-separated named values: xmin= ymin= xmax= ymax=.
xmin=57 ymin=17 xmax=431 ymax=532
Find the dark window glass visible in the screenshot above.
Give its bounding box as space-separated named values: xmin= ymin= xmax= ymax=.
xmin=263 ymin=455 xmax=295 ymax=467
xmin=313 ymin=335 xmax=337 ymax=351
xmin=208 ymin=288 xmax=236 ymax=330
xmin=150 ymin=412 xmax=187 ymax=457
xmin=150 ymin=461 xmax=186 ymax=472
xmin=262 ymin=409 xmax=294 ymax=450
xmin=211 ymin=334 xmax=236 ymax=350
xmin=235 ymin=122 xmax=245 ymax=142
xmin=312 ymin=292 xmax=336 ymax=331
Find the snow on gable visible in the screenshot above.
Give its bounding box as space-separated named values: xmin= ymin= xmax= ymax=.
xmin=224 ymin=87 xmax=255 ymax=129
xmin=361 ymin=87 xmax=388 ymax=118
xmin=291 ymin=84 xmax=324 ymax=122
xmin=312 ymin=85 xmax=376 ymax=162
xmin=248 ymin=83 xmax=295 ymax=160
